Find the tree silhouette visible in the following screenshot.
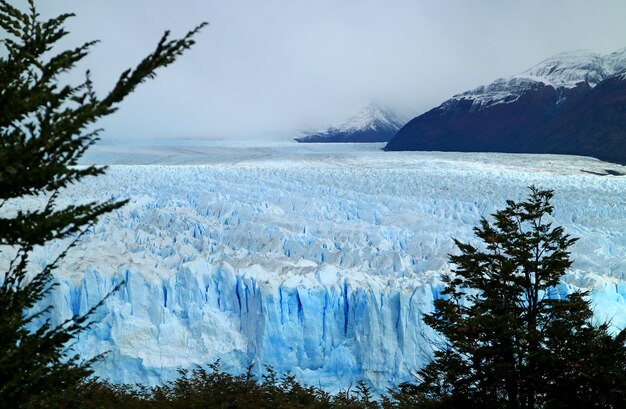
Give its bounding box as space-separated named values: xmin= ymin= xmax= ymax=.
xmin=0 ymin=1 xmax=205 ymax=407
xmin=403 ymin=187 xmax=626 ymax=409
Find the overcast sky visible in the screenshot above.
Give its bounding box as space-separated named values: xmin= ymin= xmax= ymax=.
xmin=37 ymin=0 xmax=626 ymax=141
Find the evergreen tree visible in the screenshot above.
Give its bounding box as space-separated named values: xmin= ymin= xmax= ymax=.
xmin=0 ymin=1 xmax=205 ymax=407
xmin=403 ymin=187 xmax=626 ymax=409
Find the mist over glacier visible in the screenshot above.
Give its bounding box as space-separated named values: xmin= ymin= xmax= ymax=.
xmin=13 ymin=143 xmax=626 ymax=391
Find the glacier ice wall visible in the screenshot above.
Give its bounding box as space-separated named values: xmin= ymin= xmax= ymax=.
xmin=12 ymin=146 xmax=626 ymax=390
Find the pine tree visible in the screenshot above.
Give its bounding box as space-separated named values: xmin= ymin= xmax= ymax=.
xmin=403 ymin=187 xmax=626 ymax=409
xmin=0 ymin=1 xmax=206 ymax=407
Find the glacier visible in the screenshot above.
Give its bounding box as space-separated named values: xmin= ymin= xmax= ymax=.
xmin=7 ymin=142 xmax=626 ymax=391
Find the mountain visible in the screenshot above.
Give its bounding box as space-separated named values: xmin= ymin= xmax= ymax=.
xmin=296 ymin=104 xmax=405 ymax=143
xmin=385 ymin=49 xmax=626 ymax=164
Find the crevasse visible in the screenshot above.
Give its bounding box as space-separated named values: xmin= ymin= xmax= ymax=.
xmin=20 ymin=145 xmax=626 ymax=390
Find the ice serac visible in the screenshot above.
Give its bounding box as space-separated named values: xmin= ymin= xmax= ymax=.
xmin=47 ymin=250 xmax=439 ymax=390
xmin=385 ymin=48 xmax=626 ymax=164
xmin=21 ymin=145 xmax=626 ymax=391
xmin=295 ymin=104 xmax=405 ymax=143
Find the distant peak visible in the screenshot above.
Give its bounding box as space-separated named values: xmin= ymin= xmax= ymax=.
xmin=316 ymin=103 xmax=403 ymax=134
xmin=295 ymin=103 xmax=405 ymax=143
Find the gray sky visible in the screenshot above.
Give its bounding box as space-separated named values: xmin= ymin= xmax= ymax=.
xmin=37 ymin=0 xmax=626 ymax=141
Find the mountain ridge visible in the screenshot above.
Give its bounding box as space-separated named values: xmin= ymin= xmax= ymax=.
xmin=385 ymin=48 xmax=626 ymax=164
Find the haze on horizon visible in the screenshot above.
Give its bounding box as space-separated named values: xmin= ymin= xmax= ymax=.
xmin=39 ymin=0 xmax=626 ymax=142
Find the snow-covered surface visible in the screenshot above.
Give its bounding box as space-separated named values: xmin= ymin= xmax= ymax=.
xmin=7 ymin=142 xmax=626 ymax=391
xmin=448 ymin=48 xmax=626 ymax=109
xmin=297 ymin=104 xmax=404 ymax=140
xmin=330 ymin=104 xmax=404 ymax=133
xmin=524 ymin=49 xmax=626 ymax=88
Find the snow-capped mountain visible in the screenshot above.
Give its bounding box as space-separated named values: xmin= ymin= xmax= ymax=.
xmin=385 ymin=48 xmax=626 ymax=164
xmin=296 ymin=104 xmax=405 ymax=143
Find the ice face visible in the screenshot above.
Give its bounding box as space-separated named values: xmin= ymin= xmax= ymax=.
xmin=12 ymin=143 xmax=626 ymax=391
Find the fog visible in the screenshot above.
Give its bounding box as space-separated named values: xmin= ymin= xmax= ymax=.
xmin=36 ymin=0 xmax=626 ymax=141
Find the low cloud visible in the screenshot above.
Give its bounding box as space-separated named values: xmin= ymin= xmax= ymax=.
xmin=37 ymin=0 xmax=626 ymax=141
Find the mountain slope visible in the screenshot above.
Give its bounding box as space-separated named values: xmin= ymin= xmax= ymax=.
xmin=385 ymin=49 xmax=626 ymax=164
xmin=296 ymin=104 xmax=404 ymax=143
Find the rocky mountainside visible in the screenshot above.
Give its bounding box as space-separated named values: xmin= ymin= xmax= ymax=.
xmin=296 ymin=104 xmax=405 ymax=143
xmin=385 ymin=49 xmax=626 ymax=164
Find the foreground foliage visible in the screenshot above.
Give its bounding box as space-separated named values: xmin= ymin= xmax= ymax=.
xmin=404 ymin=187 xmax=626 ymax=409
xmin=0 ymin=1 xmax=204 ymax=407
xmin=76 ymin=362 xmax=381 ymax=409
